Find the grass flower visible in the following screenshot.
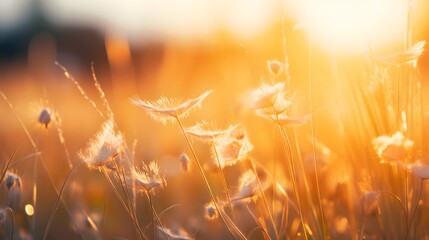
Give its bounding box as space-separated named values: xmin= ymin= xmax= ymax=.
xmin=231 ymin=170 xmax=268 ymax=203
xmin=184 ymin=122 xmax=238 ymax=142
xmin=375 ymin=40 xmax=426 ymax=67
xmin=4 ymin=172 xmax=22 ymax=212
xmin=5 ymin=172 xmax=21 ymax=190
xmin=130 ymin=90 xmax=213 ymax=124
xmin=38 ymin=109 xmax=51 ymax=128
xmin=179 ymin=153 xmax=191 ymax=172
xmin=79 ymin=118 xmax=124 ymax=169
xmin=30 ymin=99 xmax=56 ymax=129
xmin=204 ymin=202 xmax=218 ymax=220
xmin=248 ymin=82 xmax=291 ymax=114
xmin=249 ymin=82 xmax=310 ymax=126
xmin=408 ymin=161 xmax=429 ymax=180
xmin=128 ymin=161 xmax=165 ymax=192
xmin=372 ymin=131 xmax=414 ymax=163
xmin=212 ymin=127 xmax=253 ymax=168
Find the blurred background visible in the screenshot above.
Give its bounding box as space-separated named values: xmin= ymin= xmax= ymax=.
xmin=0 ymin=0 xmax=429 ymax=239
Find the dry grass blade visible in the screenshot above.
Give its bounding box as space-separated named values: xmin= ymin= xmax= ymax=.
xmin=0 ymin=149 xmax=17 ymax=185
xmin=54 ymin=61 xmax=104 ymax=117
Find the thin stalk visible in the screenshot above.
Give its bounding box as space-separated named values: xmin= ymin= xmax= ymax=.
xmin=0 ymin=149 xmax=17 ymax=184
xmin=243 ymin=136 xmax=280 ymax=239
xmin=378 ymin=191 xmax=407 ymax=222
xmin=290 ymin=128 xmax=322 ymax=234
xmin=175 ymin=116 xmax=245 ymax=240
xmin=147 ymin=191 xmax=156 ymax=240
xmin=117 ymin=166 xmax=134 ymax=215
xmin=405 ymin=179 xmax=423 ymax=240
xmin=248 ymin=155 xmax=280 ymax=239
xmin=143 ymin=192 xmax=170 ymax=240
xmin=278 ymin=125 xmax=308 ymax=240
xmin=43 ymin=162 xmax=83 ymax=240
xmin=405 ymin=158 xmax=409 ymax=225
xmin=308 ymin=34 xmax=328 ymax=239
xmin=102 ymin=168 xmax=147 ymax=240
xmin=33 ymin=131 xmax=41 ymax=237
xmin=211 ymin=139 xmax=237 ymax=224
xmin=272 ymin=126 xmax=277 ymax=223
xmin=117 ymin=166 xmax=141 ymax=239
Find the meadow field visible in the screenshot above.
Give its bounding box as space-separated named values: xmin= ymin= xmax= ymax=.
xmin=0 ymin=0 xmax=428 ymax=239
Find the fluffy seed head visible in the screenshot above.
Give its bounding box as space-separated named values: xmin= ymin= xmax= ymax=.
xmin=185 ymin=122 xmax=238 ymax=142
xmin=128 ymin=161 xmax=165 ymax=192
xmin=5 ymin=172 xmax=21 ymax=190
xmin=204 ymin=202 xmax=218 ymax=220
xmin=79 ymin=118 xmax=124 ymax=169
xmin=180 ymin=153 xmax=191 ymax=172
xmin=249 ymin=82 xmax=288 ymax=112
xmin=212 ymin=127 xmax=253 ymax=168
xmin=231 ymin=170 xmax=261 ymax=203
xmin=38 ymin=108 xmax=51 ymax=128
xmin=408 ymin=161 xmax=429 ymax=180
xmin=375 ymin=40 xmax=426 ymax=67
xmin=131 ymin=90 xmax=213 ymax=125
xmin=30 ymin=99 xmax=56 ymax=129
xmin=372 ymin=131 xmax=414 ymax=163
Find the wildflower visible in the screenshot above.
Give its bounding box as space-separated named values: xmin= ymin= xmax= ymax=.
xmin=38 ymin=108 xmax=51 ymax=128
xmin=180 ymin=153 xmax=190 ymax=172
xmin=231 ymin=170 xmax=267 ymax=203
xmin=130 ymin=90 xmax=213 ymax=124
xmin=156 ymin=226 xmax=193 ymax=240
xmin=267 ymin=60 xmax=284 ymax=77
xmin=204 ymin=202 xmax=218 ymax=220
xmin=408 ymin=161 xmax=429 ymax=180
xmin=6 ymin=173 xmax=22 ymax=211
xmin=375 ymin=40 xmax=426 ymax=67
xmin=248 ymin=82 xmax=291 ymax=114
xmin=128 ymin=161 xmax=165 ymax=192
xmin=185 ymin=122 xmax=238 ymax=142
xmin=372 ymin=131 xmax=414 ymax=163
xmin=5 ymin=172 xmax=21 ymax=190
xmin=30 ymin=99 xmax=55 ymax=128
xmin=212 ymin=127 xmax=253 ymax=168
xmin=249 ymin=82 xmax=310 ymax=126
xmin=79 ymin=118 xmax=124 ymax=169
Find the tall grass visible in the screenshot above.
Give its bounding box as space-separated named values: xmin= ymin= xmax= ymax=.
xmin=0 ymin=3 xmax=427 ymax=239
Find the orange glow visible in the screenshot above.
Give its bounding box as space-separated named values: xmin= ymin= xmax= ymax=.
xmin=291 ymin=0 xmax=408 ymax=53
xmin=0 ymin=1 xmax=428 ymax=239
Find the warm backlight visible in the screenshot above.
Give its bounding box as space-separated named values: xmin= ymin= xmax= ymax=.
xmin=292 ymin=0 xmax=408 ymax=53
